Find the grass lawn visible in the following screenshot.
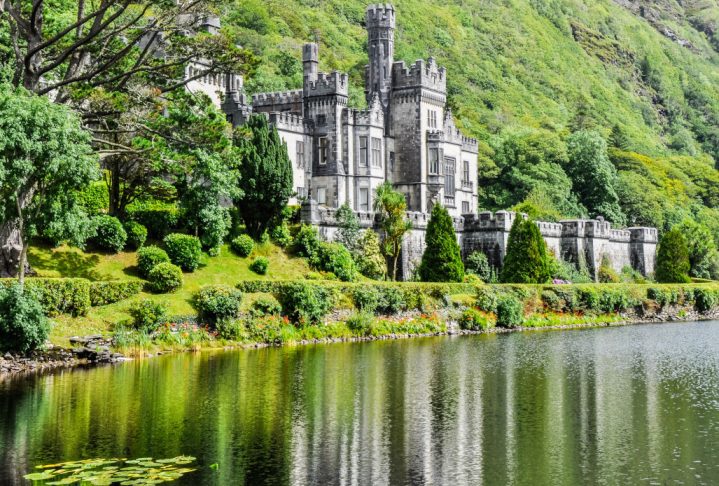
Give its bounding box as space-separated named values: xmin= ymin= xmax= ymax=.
xmin=28 ymin=241 xmax=312 ymax=346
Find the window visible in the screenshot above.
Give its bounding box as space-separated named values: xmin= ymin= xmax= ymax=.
xmin=462 ymin=201 xmax=470 ymax=214
xmin=444 ymin=157 xmax=456 ymax=195
xmin=297 ymin=187 xmax=307 ymax=198
xmin=317 ymin=187 xmax=326 ymax=205
xmin=389 ymin=151 xmax=395 ymax=171
xmin=463 ymin=160 xmax=470 ymax=183
xmin=359 ymin=188 xmax=370 ymax=212
xmin=371 ymin=137 xmax=382 ymax=167
xmin=428 ymin=110 xmax=438 ymax=129
xmin=359 ymin=137 xmax=368 ymax=167
xmin=429 ymin=148 xmax=440 ymax=174
xmin=318 ymin=137 xmax=329 ymax=165
xmin=296 ymin=141 xmax=305 ymax=169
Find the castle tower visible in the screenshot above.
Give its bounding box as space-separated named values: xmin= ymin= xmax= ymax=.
xmin=365 ymin=4 xmax=395 ymax=111
xmin=303 ymin=43 xmax=319 ymax=89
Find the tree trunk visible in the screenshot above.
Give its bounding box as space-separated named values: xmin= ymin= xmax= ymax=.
xmin=0 ymin=220 xmax=24 ymax=278
xmin=109 ymin=158 xmax=121 ymax=216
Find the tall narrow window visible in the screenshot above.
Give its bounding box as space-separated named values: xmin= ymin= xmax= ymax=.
xmin=462 ymin=201 xmax=470 ymax=214
xmin=318 ymin=137 xmax=328 ymax=165
xmin=444 ymin=157 xmax=456 ymax=195
xmin=359 ymin=188 xmax=370 ymax=212
xmin=317 ymin=187 xmax=327 ymax=205
xmin=296 ymin=141 xmax=305 ymax=168
xmin=359 ymin=136 xmax=368 ymax=167
xmin=463 ymin=160 xmax=470 ymax=184
xmin=429 ymin=148 xmax=440 ymax=174
xmin=371 ymin=137 xmax=382 ymax=167
xmin=428 ymin=110 xmax=438 ymax=129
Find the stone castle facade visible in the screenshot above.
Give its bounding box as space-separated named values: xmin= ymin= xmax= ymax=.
xmin=187 ymin=5 xmax=657 ymax=280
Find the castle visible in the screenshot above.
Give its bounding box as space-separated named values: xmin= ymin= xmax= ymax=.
xmin=186 ymin=5 xmax=657 ymax=280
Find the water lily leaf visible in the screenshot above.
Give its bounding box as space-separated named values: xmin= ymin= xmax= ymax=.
xmin=24 ymin=471 xmax=56 ymax=480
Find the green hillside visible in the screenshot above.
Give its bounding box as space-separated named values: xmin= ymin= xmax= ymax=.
xmin=226 ymin=0 xmax=719 ymax=235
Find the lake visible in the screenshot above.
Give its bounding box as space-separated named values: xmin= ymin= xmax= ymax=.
xmin=3 ymin=321 xmax=719 ymax=485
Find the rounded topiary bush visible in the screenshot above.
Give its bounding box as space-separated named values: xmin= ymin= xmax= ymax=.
xmin=0 ymin=285 xmax=50 ymax=354
xmin=147 ymin=262 xmax=183 ymax=293
xmin=129 ymin=299 xmax=168 ymax=333
xmin=137 ymin=245 xmax=170 ymax=278
xmin=90 ymin=215 xmax=127 ymax=253
xmin=353 ymin=285 xmax=382 ymax=313
xmin=231 ymin=234 xmax=254 ymax=257
xmin=278 ymin=282 xmax=332 ymax=326
xmin=124 ymin=221 xmax=148 ymax=250
xmin=271 ymin=222 xmax=293 ymax=248
xmin=496 ymin=295 xmax=524 ymax=328
xmin=314 ymin=242 xmax=357 ymax=282
xmin=250 ymin=295 xmax=282 ymax=317
xmin=163 ymin=233 xmax=202 ymax=272
xmin=194 ymin=285 xmax=243 ymax=325
xmin=294 ymin=224 xmax=320 ymax=258
xmin=459 ymin=308 xmax=493 ymax=331
xmin=249 ymin=256 xmax=269 ymax=275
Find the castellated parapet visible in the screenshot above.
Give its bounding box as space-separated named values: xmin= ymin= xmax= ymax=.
xmin=366 ymin=4 xmax=396 ymax=29
xmin=252 ymin=90 xmax=303 ymax=110
xmin=392 ymin=58 xmax=447 ymax=93
xmin=306 ymin=72 xmax=349 ymax=98
xmin=268 ymin=112 xmax=310 ymax=134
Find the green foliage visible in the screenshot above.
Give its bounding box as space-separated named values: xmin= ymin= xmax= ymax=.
xmin=0 ymin=284 xmax=50 ymax=354
xmin=163 ymin=233 xmax=202 ymax=272
xmin=496 ymin=295 xmax=524 ymax=328
xmin=566 ymin=130 xmax=625 ymax=225
xmin=419 ymin=204 xmax=465 ymax=282
xmin=250 ymin=295 xmax=282 ymax=317
xmin=234 ymin=115 xmax=293 ymax=239
xmin=89 ymin=281 xmax=143 ymax=307
xmin=127 ymin=201 xmax=179 ymax=240
xmin=501 ymin=217 xmax=551 ymax=284
xmin=312 ymin=242 xmax=357 ymax=282
xmin=656 ymin=229 xmax=692 ymax=283
xmin=459 ymin=308 xmax=494 ymax=331
xmin=77 ymin=182 xmax=109 ymax=215
xmin=374 ymin=183 xmax=412 ymax=281
xmin=124 ymin=221 xmax=147 ymax=250
xmin=0 ymin=278 xmax=91 ymax=317
xmin=231 ymin=234 xmax=255 ymax=257
xmin=277 ymin=282 xmax=333 ymax=326
xmin=89 ymin=215 xmax=127 ymax=254
xmin=466 ymin=251 xmax=496 ymax=283
xmin=136 ymin=246 xmax=170 ymax=279
xmin=194 ymin=285 xmax=243 ymax=325
xmin=270 ymin=221 xmax=293 ymax=248
xmin=294 ymin=224 xmax=321 ymax=258
xmin=675 ymin=219 xmax=719 ymax=280
xmin=694 ymin=288 xmax=719 ymax=313
xmin=215 ymin=318 xmax=247 ymax=341
xmin=249 ymin=256 xmax=270 ymax=275
xmin=352 ymin=285 xmax=382 ymax=313
xmin=597 ymin=255 xmax=620 ymax=283
xmin=147 ymin=262 xmax=184 ymax=294
xmin=230 ymin=234 xmax=255 ymax=257
xmin=129 ymin=300 xmax=168 ymax=333
xmin=335 ymin=203 xmax=361 ymax=254
xmin=346 ymin=312 xmax=375 ymax=336
xmin=356 ymin=230 xmax=387 ymax=280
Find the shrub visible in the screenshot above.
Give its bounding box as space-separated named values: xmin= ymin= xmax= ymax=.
xmin=459 ymin=308 xmax=493 ymax=331
xmin=194 ymin=285 xmax=243 ymax=325
xmin=250 ymin=256 xmax=269 ymax=275
xmin=541 ymin=289 xmax=562 ymax=312
xmin=0 ymin=285 xmax=50 ymax=354
xmin=314 ymin=242 xmax=357 ymax=282
xmin=197 ymin=206 xmax=230 ymax=256
xmin=90 ymin=215 xmax=127 ymax=253
xmin=496 ymin=295 xmax=524 ymax=328
xmin=124 ymin=221 xmax=148 ymax=250
xmin=127 ymin=201 xmax=179 ymax=239
xmin=466 ymin=251 xmax=495 ymax=283
xmin=656 ymin=229 xmax=691 ymax=283
xmin=353 ymin=285 xmax=382 ymax=313
xmin=77 ymin=181 xmax=109 ymax=215
xmin=501 ymin=217 xmax=551 ymax=284
xmin=215 ymin=318 xmax=247 ymax=341
xmin=147 ymin=262 xmax=183 ymax=293
xmin=271 ymin=221 xmax=293 ymax=248
xmin=137 ymin=246 xmax=170 ymax=278
xmin=597 ymin=255 xmax=620 ymax=283
xmin=245 ymin=315 xmax=286 ymax=343
xmin=251 ymin=295 xmax=282 ymax=317
xmin=230 ymin=234 xmax=254 ymax=257
xmin=278 ymin=282 xmax=332 ymax=326
xmin=578 ymin=287 xmax=600 ymax=311
xmin=294 ymin=224 xmax=320 ymax=258
xmin=356 ymin=229 xmax=387 ymax=280
xmin=346 ymin=311 xmax=374 ymax=336
xmin=476 ymin=287 xmax=499 ymax=313
xmin=89 ymin=281 xmax=144 ymax=307
xmin=378 ymin=286 xmax=406 ymax=315
xmin=163 ymin=233 xmax=202 ymax=272
xmin=695 ymin=288 xmax=719 ymax=313
xmin=0 ymin=278 xmax=91 ymax=317
xmin=419 ymin=204 xmax=465 ymax=282
xmin=129 ymin=299 xmax=168 ymax=332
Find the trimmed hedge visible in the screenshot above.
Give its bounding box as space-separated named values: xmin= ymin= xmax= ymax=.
xmin=147 ymin=262 xmax=183 ymax=293
xmin=127 ymin=202 xmax=179 ymax=240
xmin=89 ymin=281 xmax=144 ymax=307
xmin=137 ymin=246 xmax=170 ymax=278
xmin=194 ymin=285 xmax=243 ymax=325
xmin=163 ymin=233 xmax=202 ymax=272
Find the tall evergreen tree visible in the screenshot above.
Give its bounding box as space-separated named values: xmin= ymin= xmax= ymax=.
xmin=419 ymin=204 xmax=465 ymax=282
xmin=374 ymin=183 xmax=412 ymax=281
xmin=234 ymin=115 xmax=293 ymax=239
xmin=500 ymin=216 xmax=551 ymax=284
xmin=655 ymin=228 xmax=692 ymax=283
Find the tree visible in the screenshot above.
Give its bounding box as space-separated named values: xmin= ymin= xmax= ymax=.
xmin=418 ymin=204 xmax=464 ymax=282
xmin=356 ymin=230 xmax=386 ymax=280
xmin=0 ymin=87 xmax=98 ymax=281
xmin=234 ymin=115 xmax=293 ymax=239
xmin=674 ymin=219 xmax=719 ymax=280
xmin=655 ymin=228 xmax=691 ymax=283
xmin=566 ymin=130 xmax=626 ymax=226
xmin=374 ymin=182 xmax=412 ymax=281
xmin=335 ymin=203 xmax=360 ymax=255
xmin=500 ymin=216 xmax=551 ymax=284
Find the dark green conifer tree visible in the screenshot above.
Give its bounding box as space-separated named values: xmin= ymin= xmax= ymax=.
xmin=500 ymin=216 xmax=551 ymax=284
xmin=234 ymin=115 xmax=293 ymax=239
xmin=655 ymin=228 xmax=692 ymax=283
xmin=418 ymin=204 xmax=464 ymax=282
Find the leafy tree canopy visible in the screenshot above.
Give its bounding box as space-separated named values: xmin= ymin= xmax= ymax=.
xmin=419 ymin=204 xmax=464 ymax=282
xmin=500 ymin=216 xmax=551 ymax=284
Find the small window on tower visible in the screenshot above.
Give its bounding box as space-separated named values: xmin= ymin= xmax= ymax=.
xmin=462 ymin=201 xmax=470 ymax=214
xmin=359 ymin=137 xmax=368 ymax=167
xmin=371 ymin=138 xmax=382 ymax=167
xmin=317 ymin=187 xmax=327 ymax=205
xmin=429 ymin=148 xmax=440 ymax=174
xmin=319 ymin=137 xmax=329 ymax=165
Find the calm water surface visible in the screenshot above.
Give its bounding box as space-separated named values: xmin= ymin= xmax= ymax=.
xmin=3 ymin=321 xmax=719 ymax=485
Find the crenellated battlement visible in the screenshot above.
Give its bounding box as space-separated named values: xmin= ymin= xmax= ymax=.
xmin=628 ymin=227 xmax=659 ymax=243
xmin=392 ymin=58 xmax=447 ymax=93
xmin=306 ymin=71 xmax=349 ymax=97
xmin=252 ymin=90 xmax=303 ymax=107
xmin=268 ymin=112 xmax=308 ymax=133
xmin=366 ymin=4 xmax=396 ymax=29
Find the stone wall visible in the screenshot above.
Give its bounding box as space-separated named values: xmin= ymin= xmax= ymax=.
xmin=302 ymin=203 xmax=658 ymax=281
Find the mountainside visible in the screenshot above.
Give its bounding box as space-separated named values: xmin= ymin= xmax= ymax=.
xmin=226 ymin=0 xmax=719 ymax=237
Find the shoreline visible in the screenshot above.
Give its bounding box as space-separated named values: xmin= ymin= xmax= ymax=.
xmin=3 ymin=313 xmax=715 ymax=379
